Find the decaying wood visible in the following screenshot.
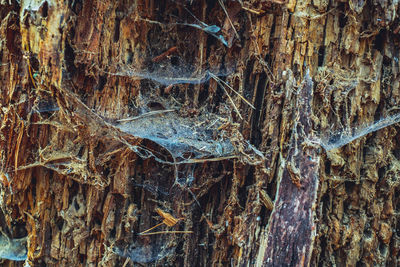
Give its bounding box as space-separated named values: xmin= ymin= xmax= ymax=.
xmin=260 ymin=72 xmax=320 ymax=266
xmin=0 ymin=0 xmax=400 ymax=266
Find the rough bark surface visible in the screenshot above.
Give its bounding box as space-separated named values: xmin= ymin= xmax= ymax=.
xmin=0 ymin=0 xmax=400 ymax=266
xmin=261 ymin=72 xmax=320 ymax=266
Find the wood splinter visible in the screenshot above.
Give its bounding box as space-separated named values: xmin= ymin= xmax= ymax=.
xmin=152 ymin=46 xmax=178 ymax=63
xmin=259 ymin=71 xmax=320 ymax=267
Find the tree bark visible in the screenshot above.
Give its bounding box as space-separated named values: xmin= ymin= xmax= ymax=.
xmin=0 ymin=0 xmax=399 ymax=266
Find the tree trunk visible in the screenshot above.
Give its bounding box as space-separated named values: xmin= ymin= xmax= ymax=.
xmin=1 ymin=0 xmax=399 ymax=266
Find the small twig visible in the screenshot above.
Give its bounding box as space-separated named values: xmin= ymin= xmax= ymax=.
xmin=23 ymin=211 xmax=35 ymax=221
xmin=137 ymin=17 xmax=166 ymax=27
xmin=209 ymin=72 xmax=255 ymax=109
xmin=241 ymin=6 xmax=266 ymax=15
xmin=218 ymin=0 xmax=240 ymax=39
xmin=138 ymin=231 xmax=193 ymax=236
xmin=138 ymin=222 xmax=164 ymax=235
xmin=138 ymin=208 xmax=191 ymax=236
xmin=152 ymin=47 xmax=178 ymax=62
xmin=217 ymin=80 xmax=243 ymax=119
xmin=122 ymin=258 xmax=131 ymax=267
xmin=28 ymin=62 xmax=37 ymax=89
xmin=210 ymin=74 xmax=249 ymax=119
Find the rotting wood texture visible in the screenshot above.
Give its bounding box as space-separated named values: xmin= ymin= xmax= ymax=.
xmin=260 ymin=71 xmax=320 ymax=266
xmin=1 ymin=0 xmax=400 ymax=266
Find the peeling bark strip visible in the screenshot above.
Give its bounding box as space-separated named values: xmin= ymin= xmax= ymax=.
xmin=262 ymin=72 xmax=320 ymax=266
